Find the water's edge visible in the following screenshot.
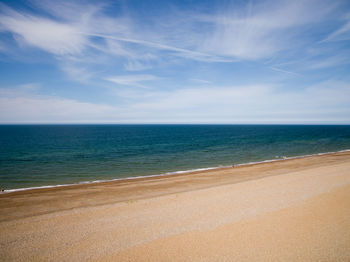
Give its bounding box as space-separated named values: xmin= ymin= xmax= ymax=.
xmin=3 ymin=149 xmax=349 ymax=194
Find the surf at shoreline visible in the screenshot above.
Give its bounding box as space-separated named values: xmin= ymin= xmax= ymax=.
xmin=2 ymin=124 xmax=350 ymax=191
xmin=3 ymin=148 xmax=349 ymax=193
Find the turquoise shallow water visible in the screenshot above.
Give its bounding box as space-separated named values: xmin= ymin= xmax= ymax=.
xmin=1 ymin=124 xmax=350 ymax=190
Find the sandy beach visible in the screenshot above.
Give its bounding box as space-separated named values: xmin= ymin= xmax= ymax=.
xmin=1 ymin=151 xmax=350 ymax=261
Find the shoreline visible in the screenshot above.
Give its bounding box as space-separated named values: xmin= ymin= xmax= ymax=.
xmin=1 ymin=149 xmax=350 ymax=222
xmin=3 ymin=148 xmax=350 ymax=194
xmin=1 ymin=147 xmax=349 ymax=261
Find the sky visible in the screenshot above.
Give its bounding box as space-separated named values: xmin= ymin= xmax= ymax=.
xmin=0 ymin=0 xmax=350 ymax=124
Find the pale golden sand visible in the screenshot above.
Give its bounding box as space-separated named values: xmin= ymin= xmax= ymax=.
xmin=0 ymin=151 xmax=350 ymax=261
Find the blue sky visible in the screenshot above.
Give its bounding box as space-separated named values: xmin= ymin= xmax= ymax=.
xmin=0 ymin=0 xmax=350 ymax=124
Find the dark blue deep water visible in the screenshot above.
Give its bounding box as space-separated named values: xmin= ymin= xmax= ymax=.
xmin=1 ymin=125 xmax=350 ymax=190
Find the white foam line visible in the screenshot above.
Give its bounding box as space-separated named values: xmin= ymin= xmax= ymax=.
xmin=2 ymin=149 xmax=350 ymax=194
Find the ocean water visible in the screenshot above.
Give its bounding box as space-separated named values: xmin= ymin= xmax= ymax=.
xmin=1 ymin=124 xmax=350 ymax=190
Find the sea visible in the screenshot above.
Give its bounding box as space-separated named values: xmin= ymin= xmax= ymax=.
xmin=1 ymin=124 xmax=350 ymax=191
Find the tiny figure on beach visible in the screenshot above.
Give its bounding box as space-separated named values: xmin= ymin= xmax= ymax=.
xmin=232 ymin=164 xmax=235 ymax=168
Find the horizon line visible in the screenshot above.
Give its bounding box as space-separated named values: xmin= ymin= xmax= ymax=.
xmin=1 ymin=123 xmax=350 ymax=126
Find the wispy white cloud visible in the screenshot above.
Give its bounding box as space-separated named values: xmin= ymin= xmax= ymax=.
xmin=305 ymin=54 xmax=350 ymax=69
xmin=200 ymin=0 xmax=337 ymax=60
xmin=30 ymin=0 xmax=130 ymax=36
xmin=0 ymin=6 xmax=86 ymax=55
xmin=60 ymin=62 xmax=98 ymax=82
xmin=0 ymin=2 xmax=132 ymax=63
xmin=190 ymin=78 xmax=212 ymax=84
xmin=269 ymin=67 xmax=301 ymax=76
xmin=0 ymin=83 xmax=40 ymax=97
xmin=84 ymin=32 xmax=231 ymax=62
xmin=16 ymin=83 xmax=40 ymax=91
xmin=124 ymin=60 xmax=153 ymax=71
xmin=321 ymin=14 xmax=350 ymax=42
xmin=105 ymin=74 xmax=160 ymax=88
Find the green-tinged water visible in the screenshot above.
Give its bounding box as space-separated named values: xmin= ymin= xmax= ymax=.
xmin=1 ymin=125 xmax=350 ymax=190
